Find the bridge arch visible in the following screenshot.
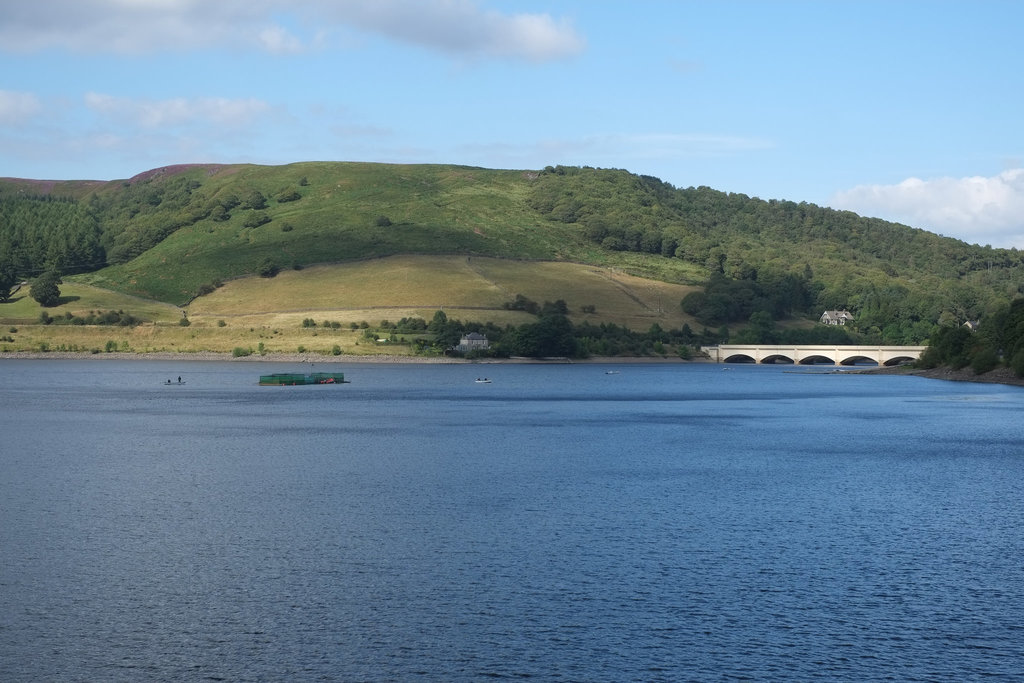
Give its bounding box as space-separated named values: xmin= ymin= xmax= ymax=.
xmin=837 ymin=354 xmax=878 ymax=366
xmin=760 ymin=354 xmax=795 ymax=364
xmin=798 ymin=355 xmax=834 ymax=365
xmin=722 ymin=353 xmax=756 ymax=363
xmin=882 ymin=356 xmax=917 ymax=367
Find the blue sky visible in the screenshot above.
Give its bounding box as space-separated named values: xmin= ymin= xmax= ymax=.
xmin=2 ymin=1 xmax=1022 ymax=248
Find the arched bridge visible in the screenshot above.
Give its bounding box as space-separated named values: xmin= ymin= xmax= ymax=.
xmin=701 ymin=344 xmax=926 ymax=366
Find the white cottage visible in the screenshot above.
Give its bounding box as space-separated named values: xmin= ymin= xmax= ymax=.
xmin=820 ymin=310 xmax=854 ymax=326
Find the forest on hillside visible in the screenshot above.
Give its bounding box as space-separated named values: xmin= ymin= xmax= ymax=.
xmin=528 ymin=165 xmax=1023 ymax=343
xmin=918 ymin=298 xmax=1024 ymax=377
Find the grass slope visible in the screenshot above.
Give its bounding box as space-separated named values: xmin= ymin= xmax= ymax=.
xmin=1 ymin=256 xmax=702 ymax=355
xmin=53 ymin=162 xmax=702 ymax=305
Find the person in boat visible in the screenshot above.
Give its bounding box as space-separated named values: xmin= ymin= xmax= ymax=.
xmin=177 ymin=376 xmax=181 ymax=383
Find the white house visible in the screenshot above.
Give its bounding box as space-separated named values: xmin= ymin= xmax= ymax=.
xmin=456 ymin=332 xmax=489 ymax=352
xmin=820 ymin=310 xmax=854 ymax=326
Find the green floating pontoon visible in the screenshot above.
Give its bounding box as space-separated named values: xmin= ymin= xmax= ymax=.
xmin=259 ymin=372 xmax=348 ymax=386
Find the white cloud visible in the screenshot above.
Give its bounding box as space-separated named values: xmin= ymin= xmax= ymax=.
xmin=258 ymin=25 xmax=305 ymax=55
xmin=84 ymin=92 xmax=272 ymax=129
xmin=831 ymin=169 xmax=1024 ymax=249
xmin=0 ymin=0 xmax=584 ymax=61
xmin=0 ymin=90 xmax=42 ymax=124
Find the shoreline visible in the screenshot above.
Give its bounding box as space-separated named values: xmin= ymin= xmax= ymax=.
xmin=0 ymin=350 xmax=698 ymax=365
xmin=3 ymin=351 xmax=1021 ymax=388
xmin=855 ymin=364 xmax=1024 ymax=388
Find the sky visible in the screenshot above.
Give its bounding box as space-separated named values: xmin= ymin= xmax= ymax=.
xmin=1 ymin=1 xmax=1023 ymax=249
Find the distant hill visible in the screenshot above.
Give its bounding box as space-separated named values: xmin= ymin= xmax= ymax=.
xmin=1 ymin=161 xmax=1021 ymax=342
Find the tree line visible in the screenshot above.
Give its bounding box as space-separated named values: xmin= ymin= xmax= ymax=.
xmin=400 ymin=306 xmax=712 ymax=359
xmin=918 ymin=298 xmax=1024 ymax=377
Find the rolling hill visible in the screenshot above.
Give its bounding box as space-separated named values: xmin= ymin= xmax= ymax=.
xmin=2 ymin=161 xmax=1022 ymax=347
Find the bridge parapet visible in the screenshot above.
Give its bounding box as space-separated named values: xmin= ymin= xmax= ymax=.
xmin=701 ymin=344 xmax=926 ymax=366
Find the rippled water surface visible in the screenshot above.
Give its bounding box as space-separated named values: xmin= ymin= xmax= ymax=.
xmin=2 ymin=360 xmax=1023 ymax=681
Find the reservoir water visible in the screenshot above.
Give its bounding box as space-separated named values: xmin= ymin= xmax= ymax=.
xmin=1 ymin=359 xmax=1023 ymax=681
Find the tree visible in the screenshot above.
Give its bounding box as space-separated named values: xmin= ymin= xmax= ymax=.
xmin=507 ymin=313 xmax=577 ymax=358
xmin=428 ymin=309 xmax=448 ymax=332
xmin=0 ymin=261 xmax=17 ymax=302
xmin=30 ymin=271 xmax=62 ymax=307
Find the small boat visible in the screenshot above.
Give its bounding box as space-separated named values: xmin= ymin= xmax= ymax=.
xmin=474 ymin=378 xmax=492 ymax=384
xmin=605 ymin=370 xmax=620 ymax=374
xmin=164 ymin=377 xmax=186 ymax=385
xmin=259 ymin=372 xmax=348 ymax=386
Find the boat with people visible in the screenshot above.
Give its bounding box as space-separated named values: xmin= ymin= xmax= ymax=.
xmin=259 ymin=372 xmax=348 ymax=386
xmin=474 ymin=378 xmax=492 ymax=384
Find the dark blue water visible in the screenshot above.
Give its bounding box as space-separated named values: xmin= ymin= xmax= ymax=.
xmin=1 ymin=360 xmax=1023 ymax=681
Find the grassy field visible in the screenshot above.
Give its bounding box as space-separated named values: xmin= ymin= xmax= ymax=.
xmin=0 ymin=282 xmax=183 ymax=324
xmin=1 ymin=256 xmax=703 ymax=355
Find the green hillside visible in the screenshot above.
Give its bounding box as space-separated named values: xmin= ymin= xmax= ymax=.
xmin=2 ymin=161 xmax=1022 ymax=344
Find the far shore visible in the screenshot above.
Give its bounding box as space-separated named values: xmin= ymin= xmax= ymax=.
xmin=3 ymin=351 xmax=1021 ymax=388
xmin=0 ymin=350 xmax=700 ymax=365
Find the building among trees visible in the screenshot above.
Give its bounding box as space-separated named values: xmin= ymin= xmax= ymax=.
xmin=820 ymin=310 xmax=854 ymax=326
xmin=456 ymin=332 xmax=489 ymax=353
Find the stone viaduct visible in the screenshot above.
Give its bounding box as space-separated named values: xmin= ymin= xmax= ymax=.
xmin=701 ymin=345 xmax=926 ymax=366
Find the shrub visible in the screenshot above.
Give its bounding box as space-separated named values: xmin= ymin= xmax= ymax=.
xmin=257 ymin=258 xmax=280 ymax=278
xmin=243 ymin=212 xmax=271 ymax=228
xmin=179 ymin=317 xmax=191 ymax=327
xmin=242 ymin=190 xmax=267 ymax=210
xmin=375 ymin=215 xmax=392 ymax=227
xmin=217 ymin=320 xmax=227 ymax=327
xmin=232 ymin=347 xmax=252 ymax=357
xmin=281 ymin=222 xmax=293 ymax=232
xmin=332 ymin=345 xmax=342 ymax=356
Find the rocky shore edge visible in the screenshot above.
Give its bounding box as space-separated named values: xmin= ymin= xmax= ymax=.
xmin=858 ymin=364 xmax=1024 ymax=388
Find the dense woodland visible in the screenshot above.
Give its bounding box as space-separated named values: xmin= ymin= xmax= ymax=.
xmin=528 ymin=165 xmax=1023 ymax=344
xmin=918 ymin=298 xmax=1024 ymax=376
xmin=2 ymin=162 xmax=1022 ymax=352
